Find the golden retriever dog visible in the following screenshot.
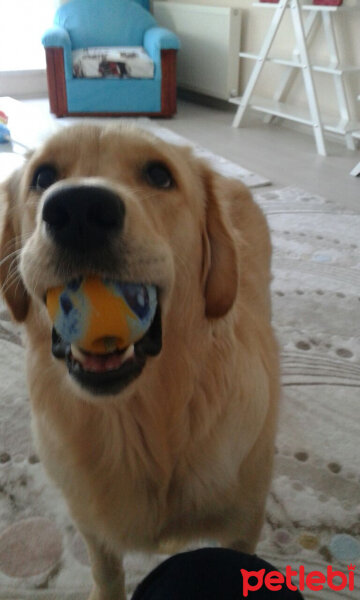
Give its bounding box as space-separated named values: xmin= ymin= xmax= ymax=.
xmin=0 ymin=124 xmax=279 ymax=600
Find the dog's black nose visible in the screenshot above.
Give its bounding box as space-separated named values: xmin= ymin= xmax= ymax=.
xmin=42 ymin=185 xmax=124 ymax=251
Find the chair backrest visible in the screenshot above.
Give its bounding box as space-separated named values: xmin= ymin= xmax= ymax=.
xmin=55 ymin=0 xmax=157 ymax=49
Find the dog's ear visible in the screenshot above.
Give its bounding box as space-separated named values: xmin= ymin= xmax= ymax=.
xmin=0 ymin=168 xmax=30 ymax=322
xmin=201 ymin=164 xmax=238 ymax=319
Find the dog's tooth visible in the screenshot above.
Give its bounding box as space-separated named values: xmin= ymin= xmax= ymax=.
xmin=71 ymin=344 xmax=86 ymax=363
xmin=122 ymin=345 xmax=135 ymax=362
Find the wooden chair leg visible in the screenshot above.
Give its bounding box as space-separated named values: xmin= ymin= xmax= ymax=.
xmin=44 ymin=47 xmax=68 ymax=117
xmin=160 ymin=49 xmax=177 ymax=117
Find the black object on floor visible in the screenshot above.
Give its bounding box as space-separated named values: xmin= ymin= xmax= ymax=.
xmin=131 ymin=547 xmax=305 ymax=599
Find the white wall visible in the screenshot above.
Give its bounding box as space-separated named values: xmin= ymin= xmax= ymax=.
xmin=0 ymin=0 xmax=61 ymax=98
xmin=158 ymin=0 xmax=360 ymax=120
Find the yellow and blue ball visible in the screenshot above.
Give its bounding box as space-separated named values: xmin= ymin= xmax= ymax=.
xmin=46 ymin=277 xmax=157 ymax=354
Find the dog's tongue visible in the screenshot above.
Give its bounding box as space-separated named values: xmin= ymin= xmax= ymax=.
xmin=71 ymin=344 xmax=134 ymax=372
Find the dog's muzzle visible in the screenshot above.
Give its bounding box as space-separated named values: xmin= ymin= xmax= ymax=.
xmin=44 ymin=184 xmax=163 ymax=396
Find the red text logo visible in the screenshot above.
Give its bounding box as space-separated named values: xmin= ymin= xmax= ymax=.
xmin=240 ymin=564 xmax=356 ymax=596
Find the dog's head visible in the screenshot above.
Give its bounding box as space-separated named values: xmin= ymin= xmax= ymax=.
xmin=0 ymin=124 xmax=239 ymax=400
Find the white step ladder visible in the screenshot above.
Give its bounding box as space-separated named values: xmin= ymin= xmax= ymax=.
xmin=350 ymin=95 xmax=360 ymax=176
xmin=230 ymin=0 xmax=360 ymax=156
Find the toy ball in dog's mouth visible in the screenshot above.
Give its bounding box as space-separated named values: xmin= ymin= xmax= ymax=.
xmin=46 ymin=277 xmax=158 ymax=356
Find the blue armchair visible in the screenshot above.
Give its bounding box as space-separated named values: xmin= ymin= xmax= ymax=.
xmin=42 ymin=0 xmax=180 ymax=117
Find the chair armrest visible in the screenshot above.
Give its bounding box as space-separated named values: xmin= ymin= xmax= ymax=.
xmin=42 ymin=26 xmax=73 ymax=80
xmin=144 ymin=27 xmax=180 ymax=80
xmin=42 ymin=25 xmax=71 ymax=49
xmin=144 ymin=27 xmax=180 ymax=60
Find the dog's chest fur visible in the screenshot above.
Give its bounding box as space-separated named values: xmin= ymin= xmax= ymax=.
xmin=29 ymin=330 xmax=269 ymax=551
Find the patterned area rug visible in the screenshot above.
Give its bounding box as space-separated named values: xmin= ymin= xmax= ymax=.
xmin=0 ymin=140 xmax=359 ymax=599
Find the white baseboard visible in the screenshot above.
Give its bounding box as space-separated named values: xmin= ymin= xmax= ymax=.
xmin=0 ymin=70 xmax=48 ymax=99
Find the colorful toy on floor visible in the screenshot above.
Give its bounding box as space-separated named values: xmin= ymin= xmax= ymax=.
xmin=0 ymin=111 xmax=10 ymax=144
xmin=46 ymin=277 xmax=157 ymax=354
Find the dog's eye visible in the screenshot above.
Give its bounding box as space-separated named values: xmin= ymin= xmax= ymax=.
xmin=145 ymin=162 xmax=174 ymax=189
xmin=31 ymin=165 xmax=58 ymax=191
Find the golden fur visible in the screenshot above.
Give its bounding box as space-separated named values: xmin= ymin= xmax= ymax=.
xmin=0 ymin=124 xmax=279 ymax=600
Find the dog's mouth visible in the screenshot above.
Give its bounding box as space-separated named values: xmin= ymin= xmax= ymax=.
xmin=51 ymin=304 xmax=162 ymax=396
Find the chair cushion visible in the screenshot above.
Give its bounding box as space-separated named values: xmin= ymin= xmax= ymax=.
xmin=72 ymin=47 xmax=154 ymax=79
